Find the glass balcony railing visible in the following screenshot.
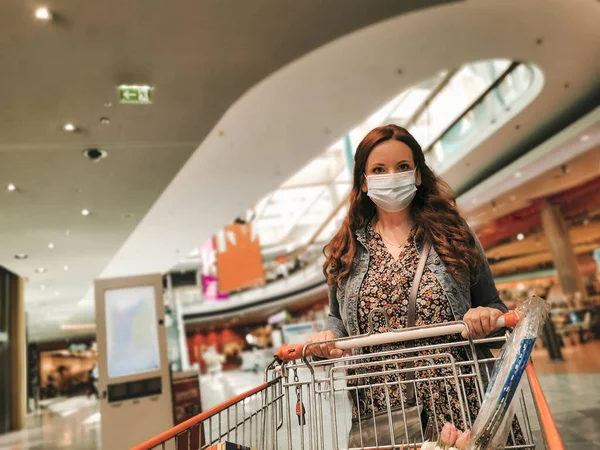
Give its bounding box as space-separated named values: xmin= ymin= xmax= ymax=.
xmin=425 ymin=63 xmax=538 ymax=172
xmin=409 ymin=59 xmax=512 ymax=150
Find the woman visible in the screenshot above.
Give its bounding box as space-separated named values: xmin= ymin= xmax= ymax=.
xmin=307 ymin=125 xmax=522 ymax=446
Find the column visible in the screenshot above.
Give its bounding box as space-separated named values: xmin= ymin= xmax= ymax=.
xmin=9 ymin=275 xmax=26 ymax=431
xmin=541 ymin=203 xmax=587 ymax=305
xmin=0 ymin=267 xmax=26 ymax=433
xmin=343 ymin=133 xmax=354 ymax=174
xmin=0 ymin=268 xmax=9 ymax=433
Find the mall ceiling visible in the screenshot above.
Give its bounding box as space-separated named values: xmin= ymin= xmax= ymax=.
xmin=0 ymin=0 xmax=598 ymax=341
xmin=466 ymin=146 xmax=600 ymax=229
xmin=470 ymin=144 xmax=600 ymax=246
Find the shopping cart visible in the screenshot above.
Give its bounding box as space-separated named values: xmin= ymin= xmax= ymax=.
xmin=133 ymin=311 xmax=564 ymax=450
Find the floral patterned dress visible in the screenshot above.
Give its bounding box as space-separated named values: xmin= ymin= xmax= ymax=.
xmin=353 ymin=224 xmax=524 ymax=444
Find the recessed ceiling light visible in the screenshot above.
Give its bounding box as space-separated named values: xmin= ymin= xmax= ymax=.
xmin=580 ymin=135 xmax=590 ymax=142
xmin=48 ymin=242 xmax=55 ymax=249
xmin=34 ymin=7 xmax=52 ymax=20
xmin=7 ymin=183 xmax=16 ymax=192
xmin=517 ymin=233 xmax=525 ymax=241
xmin=14 ymin=253 xmax=28 ymax=260
xmin=40 ymin=284 xmax=46 ymax=290
xmin=36 ymin=267 xmax=47 ymax=274
xmin=514 ymin=172 xmax=522 ymax=178
xmin=63 ymin=123 xmax=76 ymax=132
xmin=55 ymin=292 xmax=60 ymax=297
xmin=81 ymin=208 xmax=90 ymax=216
xmin=65 ymin=229 xmax=71 ymax=236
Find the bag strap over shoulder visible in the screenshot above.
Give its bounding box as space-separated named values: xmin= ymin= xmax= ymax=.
xmin=405 ymin=240 xmax=431 ymax=405
xmin=408 ymin=241 xmax=431 ymax=328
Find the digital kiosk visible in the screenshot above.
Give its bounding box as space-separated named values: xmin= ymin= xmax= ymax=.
xmin=95 ymin=274 xmax=174 ymax=449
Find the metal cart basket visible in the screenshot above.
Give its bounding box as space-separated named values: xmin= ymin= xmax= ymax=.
xmin=133 ymin=312 xmax=564 ymax=450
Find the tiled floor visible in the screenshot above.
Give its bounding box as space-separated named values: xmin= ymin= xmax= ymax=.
xmin=0 ymin=343 xmax=598 ymax=449
xmin=0 ymin=397 xmax=100 ymax=449
xmin=530 ymin=373 xmax=600 ymax=449
xmin=531 ymin=341 xmax=600 ymax=374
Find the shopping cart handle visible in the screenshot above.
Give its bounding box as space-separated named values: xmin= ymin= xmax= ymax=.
xmin=497 ymin=310 xmax=520 ymax=328
xmin=274 ymin=344 xmax=312 ymax=362
xmin=274 ymin=312 xmax=520 ymax=362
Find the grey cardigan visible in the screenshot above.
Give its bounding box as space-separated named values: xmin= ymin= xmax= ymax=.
xmin=324 ymin=225 xmax=507 ymax=341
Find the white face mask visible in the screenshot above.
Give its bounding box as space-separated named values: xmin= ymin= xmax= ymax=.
xmin=366 ymin=170 xmax=417 ymax=212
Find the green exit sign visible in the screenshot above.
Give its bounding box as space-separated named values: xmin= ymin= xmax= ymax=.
xmin=118 ymin=85 xmax=153 ymax=104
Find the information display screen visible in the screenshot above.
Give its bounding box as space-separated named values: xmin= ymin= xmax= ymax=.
xmin=105 ymin=285 xmax=160 ymax=378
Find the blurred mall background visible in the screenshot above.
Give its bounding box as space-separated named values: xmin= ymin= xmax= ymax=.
xmin=0 ymin=0 xmax=599 ymax=449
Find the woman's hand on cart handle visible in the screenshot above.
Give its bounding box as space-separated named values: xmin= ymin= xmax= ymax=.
xmin=306 ymin=331 xmax=344 ymax=359
xmin=461 ymin=308 xmax=521 ymax=339
xmin=274 ymin=331 xmax=342 ymax=362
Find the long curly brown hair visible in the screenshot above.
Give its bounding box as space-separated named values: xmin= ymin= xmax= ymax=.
xmin=323 ymin=124 xmax=481 ymax=286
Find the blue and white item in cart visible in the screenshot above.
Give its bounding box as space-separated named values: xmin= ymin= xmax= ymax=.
xmin=469 ymin=296 xmax=550 ymax=450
